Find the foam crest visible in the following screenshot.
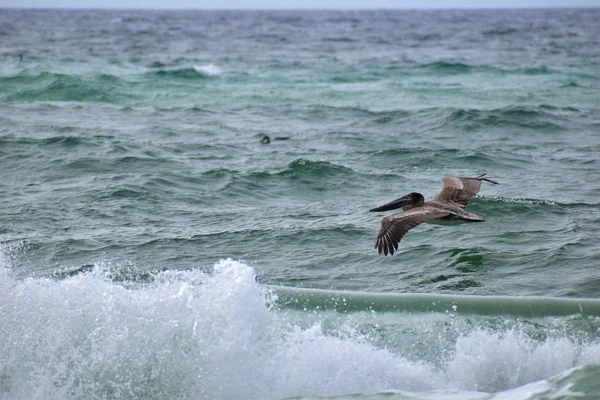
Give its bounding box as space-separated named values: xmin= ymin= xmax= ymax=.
xmin=446 ymin=329 xmax=599 ymax=392
xmin=0 ymin=258 xmax=273 ymax=399
xmin=193 ymin=64 xmax=222 ymax=76
xmin=0 ymin=254 xmax=599 ymax=399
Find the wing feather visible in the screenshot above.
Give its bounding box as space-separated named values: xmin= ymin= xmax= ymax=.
xmin=375 ymin=207 xmax=449 ymax=256
xmin=433 ymin=174 xmax=499 ymax=208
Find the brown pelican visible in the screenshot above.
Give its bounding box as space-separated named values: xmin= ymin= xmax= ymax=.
xmin=370 ymin=174 xmax=499 ymax=256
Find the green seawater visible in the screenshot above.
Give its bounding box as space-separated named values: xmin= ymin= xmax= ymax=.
xmin=1 ymin=8 xmax=600 ymax=400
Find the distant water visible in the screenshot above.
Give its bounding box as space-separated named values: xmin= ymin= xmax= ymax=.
xmin=1 ymin=8 xmax=600 ymax=400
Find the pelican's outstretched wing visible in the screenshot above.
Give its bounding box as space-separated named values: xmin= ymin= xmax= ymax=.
xmin=433 ymin=174 xmax=499 ymax=208
xmin=375 ymin=207 xmax=449 ymax=256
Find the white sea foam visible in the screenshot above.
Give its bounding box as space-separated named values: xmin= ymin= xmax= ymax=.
xmin=193 ymin=63 xmax=222 ymax=76
xmin=0 ymin=249 xmax=599 ymax=400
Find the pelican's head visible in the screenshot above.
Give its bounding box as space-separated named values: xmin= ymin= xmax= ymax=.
xmin=369 ymin=192 xmax=424 ymax=212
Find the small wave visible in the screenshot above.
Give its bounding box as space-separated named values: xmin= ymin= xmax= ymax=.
xmin=247 ymin=33 xmax=289 ymax=42
xmin=365 ymin=146 xmax=520 ymax=171
xmin=522 ymin=65 xmax=554 ymax=75
xmin=414 ymin=61 xmax=561 ymax=77
xmin=370 ymin=109 xmax=412 ymax=124
xmin=407 ymin=62 xmax=573 ymax=78
xmin=1 ymin=135 xmax=82 ymax=147
xmin=559 ymin=81 xmax=586 ymax=89
xmin=367 ymin=147 xmax=452 ymax=158
xmin=275 ymin=159 xmax=365 ymax=192
xmin=537 ymin=103 xmax=581 ymax=112
xmin=420 ymin=61 xmax=473 ymax=74
xmin=271 ymin=285 xmax=600 ymax=317
xmin=152 ymin=67 xmax=208 ymax=79
xmin=478 ymin=196 xmax=599 ymax=211
xmin=467 ymin=197 xmax=563 ymax=221
xmin=148 ymin=61 xmax=166 ymax=68
xmin=291 ymin=364 xmax=600 ymax=400
xmin=283 ymin=158 xmax=355 ymax=178
xmin=150 ymin=64 xmax=223 ymax=80
xmin=483 ymin=26 xmax=518 ymax=36
xmin=325 ymin=16 xmax=361 ymax=24
xmin=322 ymin=37 xmax=356 ymax=43
xmin=193 ymin=63 xmax=222 ymax=76
xmin=49 ymin=154 xmax=177 ymax=181
xmin=2 ymin=71 xmax=129 ymax=103
xmin=425 ymin=105 xmax=568 ymax=132
xmin=437 ymin=279 xmax=483 ymax=291
xmin=413 ymin=32 xmax=443 ymax=41
xmin=212 ymin=160 xmax=363 ymax=199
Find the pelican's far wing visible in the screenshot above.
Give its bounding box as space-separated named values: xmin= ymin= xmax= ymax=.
xmin=433 ymin=174 xmax=499 ymax=208
xmin=375 ymin=207 xmax=448 ymax=256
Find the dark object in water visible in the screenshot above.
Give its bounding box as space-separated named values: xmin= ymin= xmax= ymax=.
xmin=260 ymin=135 xmax=290 ymax=144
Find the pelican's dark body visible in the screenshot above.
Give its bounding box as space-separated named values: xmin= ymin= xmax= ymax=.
xmin=370 ymin=174 xmax=499 ymax=256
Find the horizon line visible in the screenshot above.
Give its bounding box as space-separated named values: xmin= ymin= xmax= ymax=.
xmin=1 ymin=5 xmax=600 ymax=11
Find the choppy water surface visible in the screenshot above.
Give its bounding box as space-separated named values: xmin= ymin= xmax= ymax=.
xmin=1 ymin=8 xmax=599 ymax=399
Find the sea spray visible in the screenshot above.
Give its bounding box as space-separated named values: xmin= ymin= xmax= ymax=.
xmin=193 ymin=64 xmax=222 ymax=77
xmin=1 ymin=255 xmax=600 ymax=399
xmin=0 ymin=258 xmax=276 ymax=399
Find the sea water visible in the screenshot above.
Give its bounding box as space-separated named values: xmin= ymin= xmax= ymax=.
xmin=1 ymin=8 xmax=600 ymax=399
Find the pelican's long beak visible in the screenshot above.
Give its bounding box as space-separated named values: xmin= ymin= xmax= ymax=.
xmin=369 ymin=194 xmax=412 ymax=212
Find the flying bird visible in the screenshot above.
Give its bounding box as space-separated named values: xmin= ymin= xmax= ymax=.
xmin=370 ymin=174 xmax=499 ymax=256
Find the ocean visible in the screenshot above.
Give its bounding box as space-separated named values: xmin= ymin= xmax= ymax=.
xmin=1 ymin=7 xmax=599 ymax=399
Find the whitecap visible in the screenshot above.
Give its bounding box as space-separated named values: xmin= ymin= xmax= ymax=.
xmin=1 ymin=251 xmax=599 ymax=399
xmin=193 ymin=63 xmax=222 ymax=77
